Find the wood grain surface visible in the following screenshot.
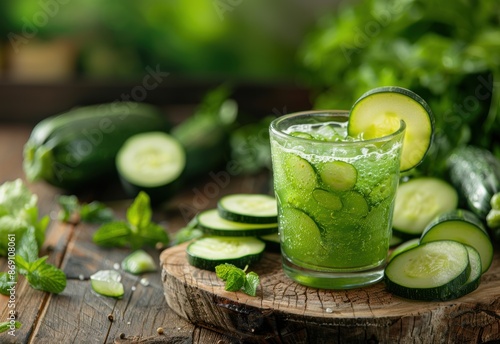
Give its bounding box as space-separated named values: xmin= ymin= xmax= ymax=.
xmin=161 ymin=241 xmax=500 ymax=343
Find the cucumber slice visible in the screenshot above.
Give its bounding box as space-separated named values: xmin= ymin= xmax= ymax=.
xmin=420 ymin=209 xmax=493 ymax=273
xmin=384 ymin=240 xmax=470 ymax=301
xmin=197 ymin=209 xmax=278 ymax=237
xmin=284 ymin=154 xmax=317 ymax=191
xmin=116 ymin=131 xmax=186 ymax=203
xmin=121 ymin=250 xmax=157 ymax=275
xmin=393 ymin=177 xmax=458 ymax=238
xmin=186 ymin=236 xmax=265 ymax=270
xmin=218 ymin=194 xmax=278 ymax=224
xmin=342 ymin=191 xmax=369 ymax=217
xmin=318 ymin=161 xmax=357 ymax=191
xmin=348 ymin=86 xmax=434 ymax=171
xmin=280 ymin=207 xmax=326 ymax=265
xmin=387 ymin=238 xmax=420 ymax=262
xmin=454 ymin=245 xmax=482 ymax=298
xmin=90 ymin=270 xmax=124 ymax=299
xmin=312 ymin=189 xmax=342 ymax=211
xmin=259 ymin=232 xmax=280 ymax=252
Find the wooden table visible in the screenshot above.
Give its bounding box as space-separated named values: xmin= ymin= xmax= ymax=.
xmin=1 ymin=124 xmax=500 ymax=344
xmin=0 ymin=124 xmax=267 ymax=344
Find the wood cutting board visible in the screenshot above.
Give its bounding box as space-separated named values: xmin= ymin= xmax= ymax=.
xmin=160 ymin=242 xmax=500 ymax=343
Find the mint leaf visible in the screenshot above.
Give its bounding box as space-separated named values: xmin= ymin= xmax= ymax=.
xmin=93 ymin=222 xmax=131 ymax=247
xmin=58 ymin=195 xmax=114 ymax=224
xmin=26 ymin=262 xmax=66 ymax=294
xmin=135 ymin=223 xmax=169 ymax=250
xmin=80 ymin=202 xmax=114 ymax=223
xmin=224 ymin=268 xmax=246 ymax=292
xmin=16 ymin=226 xmax=39 ymax=264
xmin=172 ymin=218 xmax=203 ymax=245
xmin=215 ymin=264 xmax=246 ymax=292
xmin=0 ymin=321 xmax=22 ymax=333
xmin=0 ymin=272 xmax=17 ymax=296
xmin=242 ymin=271 xmax=260 ymax=297
xmin=215 ymin=263 xmax=260 ymax=296
xmin=126 ymin=192 xmax=152 ymax=230
xmin=215 ymin=263 xmax=238 ymax=281
xmin=15 ymin=254 xmax=31 ymax=275
xmin=57 ymin=195 xmax=79 ymax=222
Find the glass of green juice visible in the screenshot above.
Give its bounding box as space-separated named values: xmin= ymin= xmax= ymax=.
xmin=269 ymin=110 xmax=406 ymax=289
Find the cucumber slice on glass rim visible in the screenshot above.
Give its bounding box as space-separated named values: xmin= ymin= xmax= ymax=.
xmin=348 ymin=86 xmax=435 ymax=171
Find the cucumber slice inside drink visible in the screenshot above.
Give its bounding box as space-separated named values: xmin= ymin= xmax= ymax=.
xmin=318 ymin=161 xmax=357 ymax=191
xmin=348 ymin=86 xmax=434 ymax=171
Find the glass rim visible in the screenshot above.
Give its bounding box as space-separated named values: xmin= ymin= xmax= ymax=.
xmin=270 ymin=109 xmax=406 ymax=145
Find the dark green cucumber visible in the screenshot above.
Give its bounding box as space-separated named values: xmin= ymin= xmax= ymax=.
xmin=23 ymin=102 xmax=170 ymax=190
xmin=186 ymin=236 xmax=265 ymax=270
xmin=420 ymin=209 xmax=493 ymax=273
xmin=384 ymin=240 xmax=470 ymax=301
xmin=171 ymin=95 xmax=237 ymax=180
xmin=447 ymin=145 xmax=500 ymax=219
xmin=259 ymin=232 xmax=280 ymax=252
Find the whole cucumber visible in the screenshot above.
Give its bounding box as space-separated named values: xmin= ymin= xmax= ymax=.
xmin=23 ymin=102 xmax=170 ymax=190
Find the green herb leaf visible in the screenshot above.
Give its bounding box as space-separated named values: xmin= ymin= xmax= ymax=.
xmin=80 ymin=201 xmax=115 ymax=223
xmin=93 ymin=222 xmax=131 ymax=247
xmin=57 ymin=195 xmax=79 ymax=222
xmin=215 ymin=263 xmax=246 ymax=292
xmin=242 ymin=271 xmax=260 ymax=297
xmin=215 ymin=263 xmax=260 ymax=296
xmin=172 ymin=218 xmax=203 ymax=245
xmin=0 ymin=272 xmax=17 ymax=296
xmin=127 ymin=191 xmax=152 ymax=230
xmin=58 ymin=195 xmax=115 ymax=224
xmin=135 ymin=222 xmax=169 ymax=250
xmin=0 ymin=320 xmax=22 ymax=333
xmin=16 ymin=226 xmax=39 ymax=264
xmin=26 ymin=261 xmax=66 ymax=294
xmin=15 ymin=254 xmax=31 ymax=275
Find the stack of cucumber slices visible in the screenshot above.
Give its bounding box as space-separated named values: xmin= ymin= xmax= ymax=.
xmin=386 ymin=209 xmax=493 ymax=301
xmin=186 ymin=194 xmax=279 ymax=271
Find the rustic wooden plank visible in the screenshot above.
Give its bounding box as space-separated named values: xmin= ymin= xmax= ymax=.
xmin=161 ymin=242 xmax=500 ymax=343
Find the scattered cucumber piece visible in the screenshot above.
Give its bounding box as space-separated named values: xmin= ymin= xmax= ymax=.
xmin=186 ymin=236 xmax=265 ymax=271
xmin=384 ymin=240 xmax=470 ymax=301
xmin=121 ymin=250 xmax=157 ymax=275
xmin=218 ymin=194 xmax=277 ymax=224
xmin=90 ymin=270 xmax=124 ymax=299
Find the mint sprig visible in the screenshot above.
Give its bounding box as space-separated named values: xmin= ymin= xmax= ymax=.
xmin=92 ymin=192 xmax=169 ymax=250
xmin=215 ymin=263 xmax=260 ymax=296
xmin=0 ymin=180 xmax=66 ymax=295
xmin=58 ymin=195 xmax=115 ymax=224
xmin=0 ymin=320 xmax=22 ymax=334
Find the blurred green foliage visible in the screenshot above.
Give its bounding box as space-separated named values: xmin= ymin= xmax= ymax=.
xmin=300 ymin=0 xmax=500 ymax=176
xmin=1 ymin=0 xmax=305 ymax=81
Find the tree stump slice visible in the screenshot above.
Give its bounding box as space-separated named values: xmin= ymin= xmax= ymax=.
xmin=160 ymin=243 xmax=500 ymax=343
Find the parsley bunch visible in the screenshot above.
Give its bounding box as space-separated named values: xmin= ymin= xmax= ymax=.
xmin=215 ymin=263 xmax=260 ymax=296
